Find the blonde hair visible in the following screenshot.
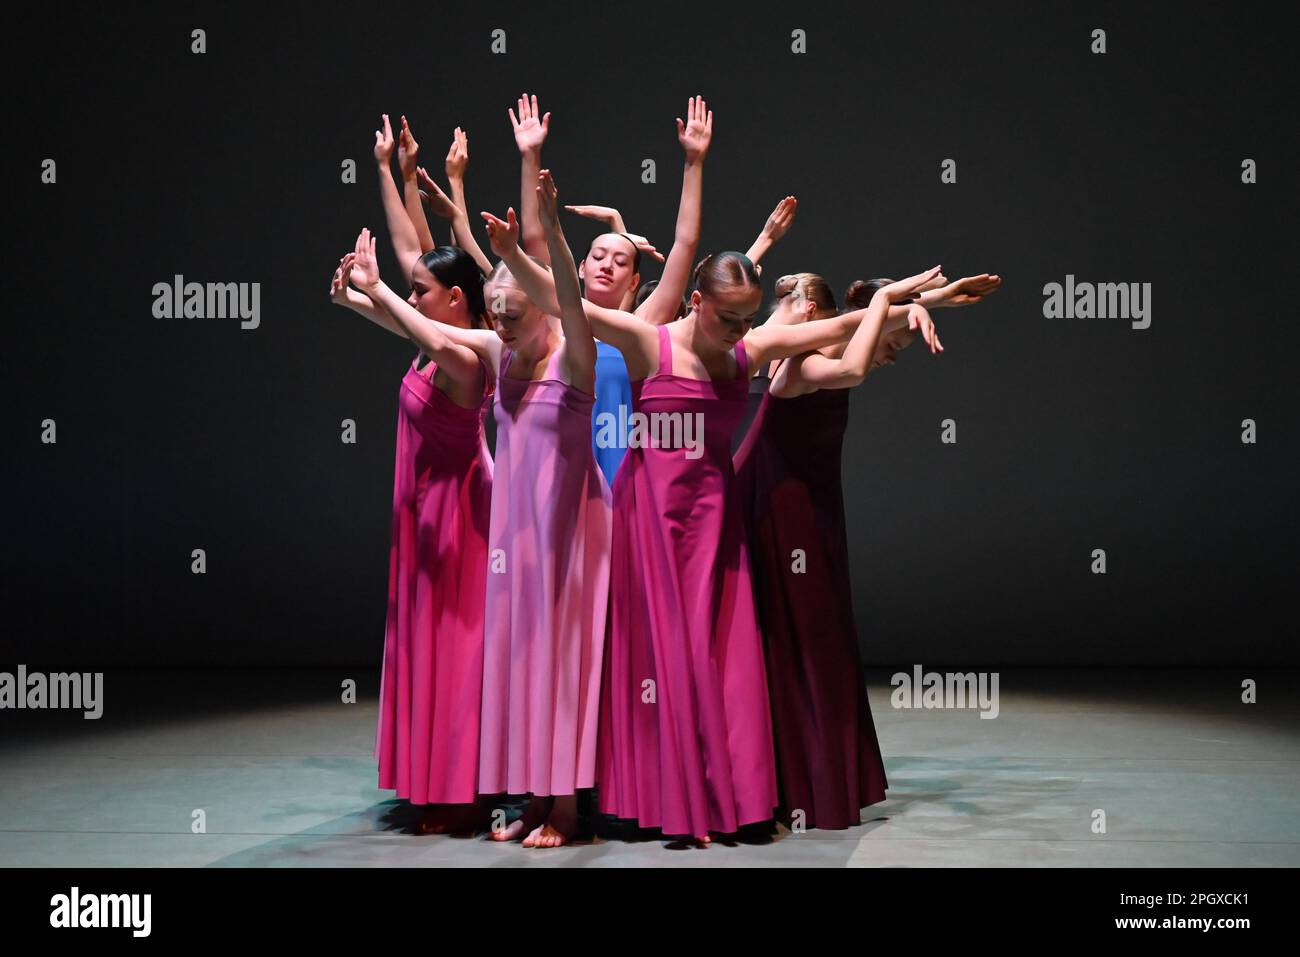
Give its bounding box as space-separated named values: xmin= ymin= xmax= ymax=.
xmin=483 ymin=256 xmax=551 ymax=310
xmin=775 ymin=272 xmax=837 ymax=319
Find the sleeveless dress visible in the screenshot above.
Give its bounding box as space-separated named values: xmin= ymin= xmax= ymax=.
xmin=592 ymin=340 xmax=633 ymax=484
xmin=597 ymin=325 xmax=778 ymax=836
xmin=478 ymin=342 xmax=612 ymax=797
xmin=734 ymin=378 xmax=889 ymax=829
xmin=376 ymin=352 xmax=493 ymax=805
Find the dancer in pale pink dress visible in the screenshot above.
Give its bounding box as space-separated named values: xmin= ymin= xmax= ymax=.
xmin=476 ymin=171 xmax=611 ymax=848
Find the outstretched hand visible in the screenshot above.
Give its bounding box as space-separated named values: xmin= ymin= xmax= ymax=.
xmin=373 ymin=114 xmax=395 ymax=165
xmin=480 ymin=207 xmax=521 ymax=259
xmin=676 ymin=95 xmax=713 ymax=162
xmin=763 ymin=195 xmax=798 ymax=241
xmin=882 ymin=265 xmax=944 ymax=304
xmin=348 ymin=228 xmax=382 ymax=291
xmin=445 ymin=126 xmax=468 ymax=181
xmin=510 ymin=93 xmax=550 ymax=154
xmin=536 ymin=169 xmax=560 ymax=229
xmin=329 ymin=254 xmax=358 ymax=304
xmin=936 ymin=273 xmax=1002 ymax=306
xmin=397 ymin=116 xmax=420 ymax=179
xmin=417 ymin=167 xmax=460 ymax=219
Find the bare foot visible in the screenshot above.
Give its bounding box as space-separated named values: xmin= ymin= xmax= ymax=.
xmin=492 ymin=796 xmax=549 ymax=843
xmin=524 ymin=822 xmax=571 ymax=848
xmin=525 ymin=795 xmax=579 ymax=848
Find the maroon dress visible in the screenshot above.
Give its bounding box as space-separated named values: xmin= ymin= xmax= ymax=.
xmin=733 ymin=379 xmax=888 ymax=830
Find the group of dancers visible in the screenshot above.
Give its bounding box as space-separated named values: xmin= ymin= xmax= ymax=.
xmin=328 ymin=95 xmax=1001 ymax=848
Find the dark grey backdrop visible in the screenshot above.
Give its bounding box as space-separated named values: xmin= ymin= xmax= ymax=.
xmin=6 ymin=1 xmax=1296 ymax=667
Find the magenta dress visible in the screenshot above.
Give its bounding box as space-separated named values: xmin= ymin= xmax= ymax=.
xmin=376 ymin=353 xmax=493 ymax=805
xmin=734 ymin=382 xmax=888 ymax=829
xmin=478 ymin=343 xmax=611 ymax=797
xmin=597 ymin=325 xmax=778 ymax=836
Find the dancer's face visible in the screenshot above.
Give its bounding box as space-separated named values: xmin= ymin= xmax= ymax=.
xmin=485 ymin=282 xmax=547 ymax=349
xmin=579 ymin=234 xmax=639 ymax=307
xmin=691 ymin=285 xmax=763 ymax=349
xmin=871 ymin=327 xmax=915 ymax=369
xmin=408 ymin=261 xmax=470 ymax=328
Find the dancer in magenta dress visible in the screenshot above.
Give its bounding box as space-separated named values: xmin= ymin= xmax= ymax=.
xmin=598 ymin=321 xmax=778 ymax=837
xmin=376 ymin=349 xmax=492 ymax=807
xmin=477 ymin=170 xmax=611 ymax=847
xmin=332 ymin=219 xmax=495 ymax=831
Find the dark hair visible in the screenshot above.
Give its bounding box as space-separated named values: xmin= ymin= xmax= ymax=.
xmin=417 ymin=246 xmax=487 ymax=327
xmin=692 ymin=251 xmax=761 ymax=297
xmin=616 ymin=233 xmax=642 ymax=273
xmin=587 ymin=232 xmax=641 ymax=274
xmin=634 ymin=278 xmax=689 ymax=319
xmin=843 ymin=278 xmax=894 ymax=311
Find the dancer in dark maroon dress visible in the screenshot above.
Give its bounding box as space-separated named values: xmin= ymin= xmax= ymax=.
xmin=735 ymin=268 xmax=982 ymax=830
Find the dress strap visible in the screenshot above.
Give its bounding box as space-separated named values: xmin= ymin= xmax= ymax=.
xmin=656 ymin=324 xmax=673 ymax=375
xmin=734 ymin=337 xmax=750 ymax=380
xmin=544 ymin=341 xmax=564 ymax=380
xmin=498 ymin=346 xmax=514 ymax=379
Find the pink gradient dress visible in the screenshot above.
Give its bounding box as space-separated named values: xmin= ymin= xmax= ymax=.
xmin=478 ymin=343 xmax=611 ymax=797
xmin=597 ymin=325 xmax=779 ymax=836
xmin=376 ymin=353 xmax=493 ymax=805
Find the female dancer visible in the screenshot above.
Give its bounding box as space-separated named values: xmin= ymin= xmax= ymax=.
xmin=331 ymin=165 xmax=494 ymax=833
xmin=350 ymin=167 xmax=611 ymax=849
xmin=734 ymin=269 xmax=1000 ymax=829
xmin=488 ymin=216 xmax=939 ymax=839
xmin=732 ymin=271 xmax=937 ymax=832
xmin=476 ymin=171 xmax=611 ymax=848
xmin=508 ymin=94 xmax=711 ymax=484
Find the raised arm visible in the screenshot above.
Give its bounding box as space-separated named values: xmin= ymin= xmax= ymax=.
xmin=745 ymin=266 xmax=945 ymax=368
xmin=536 ymin=171 xmax=596 ymax=391
xmin=790 ymin=271 xmax=942 ymax=391
xmin=374 ymin=114 xmax=425 ymax=282
xmin=418 ymin=167 xmax=493 ymax=277
xmin=444 ymin=127 xmax=470 ymax=235
xmin=398 ymin=116 xmax=436 ymax=254
xmin=346 ymin=228 xmax=501 ymax=384
xmin=744 ymin=196 xmax=797 ymax=273
xmin=481 ymin=208 xmax=659 ymax=377
xmin=510 ymin=93 xmax=551 ymax=265
xmin=635 ymin=96 xmax=712 ymax=326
